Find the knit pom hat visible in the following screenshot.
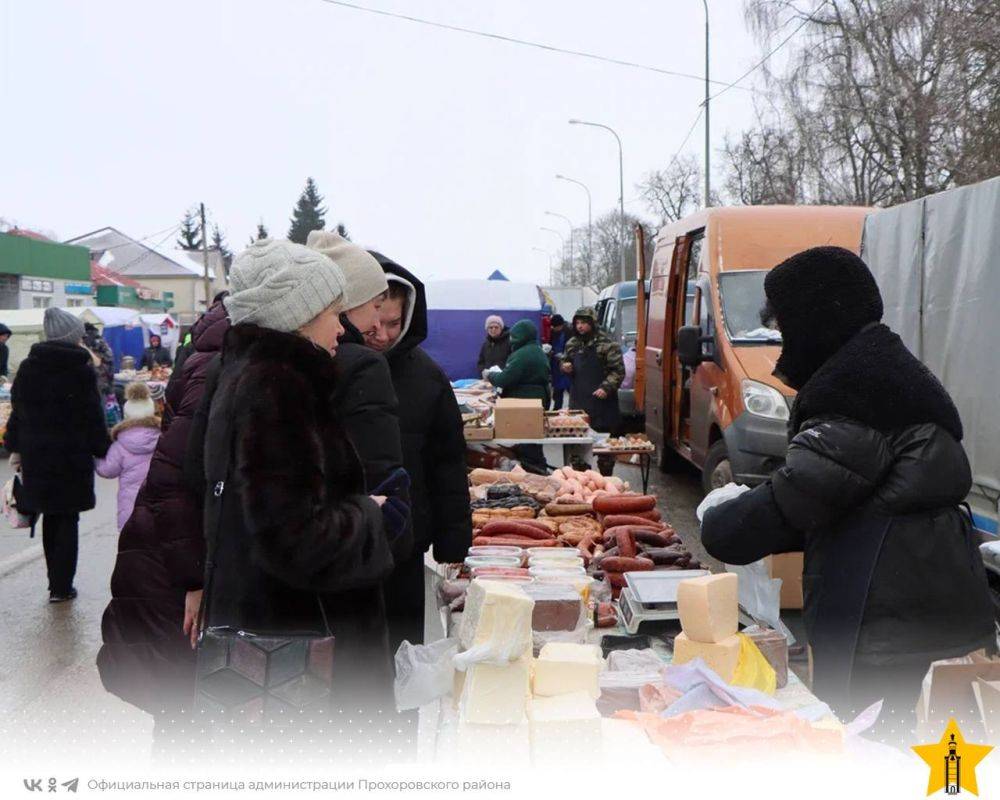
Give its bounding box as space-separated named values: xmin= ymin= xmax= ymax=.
xmin=764 ymin=246 xmax=884 ymax=390
xmin=306 ymin=231 xmax=388 ymax=311
xmin=123 ymin=382 xmax=156 ymax=420
xmin=485 ymin=314 xmax=504 ymax=330
xmin=224 ymin=239 xmax=348 ymax=333
xmin=43 ymin=307 xmax=85 ymax=344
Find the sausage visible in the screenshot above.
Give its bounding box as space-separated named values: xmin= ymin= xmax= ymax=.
xmin=615 ymin=529 xmax=637 ymax=559
xmin=472 ymin=535 xmax=557 ymax=547
xmin=517 ymin=518 xmax=561 ymax=534
xmin=602 ymin=514 xmax=667 ymax=530
xmin=595 ymin=602 xmax=617 ymax=628
xmin=606 ymin=572 xmax=628 ymax=589
xmin=480 ymin=521 xmax=556 ymax=541
xmin=545 ymin=502 xmax=594 ymax=517
xmin=592 ymin=495 xmax=657 ymax=515
xmin=631 ymin=529 xmax=675 ymax=547
xmin=641 ymin=546 xmax=688 ymax=566
xmin=632 ymin=509 xmax=663 ymax=522
xmin=600 ymin=556 xmax=654 ymax=573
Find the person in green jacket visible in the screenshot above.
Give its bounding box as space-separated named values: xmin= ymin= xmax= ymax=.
xmin=488 ymin=319 xmax=551 ymax=406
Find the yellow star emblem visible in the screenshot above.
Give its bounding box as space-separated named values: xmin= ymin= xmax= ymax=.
xmin=912 ymin=718 xmax=993 ymax=796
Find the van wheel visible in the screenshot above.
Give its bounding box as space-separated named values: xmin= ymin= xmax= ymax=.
xmin=657 ymin=441 xmax=688 ymax=473
xmin=702 ymin=440 xmax=733 ymax=494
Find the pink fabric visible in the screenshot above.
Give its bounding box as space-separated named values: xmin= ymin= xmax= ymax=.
xmin=95 ymin=425 xmax=160 ymax=530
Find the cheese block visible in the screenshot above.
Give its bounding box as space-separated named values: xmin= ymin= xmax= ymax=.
xmin=458 ymin=579 xmax=534 ymax=660
xmin=676 ymin=572 xmax=738 ymax=643
xmin=532 ymin=642 xmax=603 ymax=698
xmin=459 ymin=654 xmax=531 ymax=725
xmin=672 ymin=631 xmax=741 ymax=682
xmin=528 ymin=690 xmax=602 ymax=765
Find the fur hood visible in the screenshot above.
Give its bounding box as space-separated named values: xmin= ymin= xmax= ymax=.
xmin=111 ymin=415 xmax=161 ymax=443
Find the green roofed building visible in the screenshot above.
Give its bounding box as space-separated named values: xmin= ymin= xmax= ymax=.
xmin=0 ymin=230 xmax=93 ymax=309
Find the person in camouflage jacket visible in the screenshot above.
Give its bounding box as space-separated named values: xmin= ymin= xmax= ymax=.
xmin=561 ymin=306 xmax=625 ymax=433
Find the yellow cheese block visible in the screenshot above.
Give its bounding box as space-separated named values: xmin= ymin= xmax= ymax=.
xmin=459 ymin=654 xmax=531 ymax=725
xmin=532 ymin=642 xmax=603 ymax=698
xmin=458 ymin=579 xmax=534 ymax=659
xmin=677 ymin=572 xmax=738 ymax=643
xmin=672 ymin=631 xmax=741 ymax=682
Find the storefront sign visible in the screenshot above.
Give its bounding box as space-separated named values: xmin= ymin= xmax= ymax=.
xmin=20 ymin=277 xmax=53 ymax=293
xmin=64 ymin=282 xmax=93 ymax=295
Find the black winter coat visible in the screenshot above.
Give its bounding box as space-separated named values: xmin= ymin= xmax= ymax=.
xmin=5 ymin=341 xmax=110 ymax=514
xmin=140 ymin=345 xmax=173 ymax=370
xmin=373 ymin=253 xmax=472 ymax=562
xmin=97 ymin=301 xmax=229 ymax=715
xmin=193 ymin=324 xmax=395 ymax=705
xmin=477 ymin=330 xmax=511 ymax=373
xmin=334 ymin=319 xmax=411 ymax=560
xmin=702 ymin=325 xmax=994 ymax=710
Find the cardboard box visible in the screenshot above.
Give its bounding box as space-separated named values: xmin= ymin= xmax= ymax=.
xmin=768 ymin=552 xmax=804 ymax=610
xmin=494 ymin=399 xmax=545 ymax=439
xmin=464 ymin=426 xmax=494 ymax=441
xmin=916 ymin=651 xmax=1000 ymax=741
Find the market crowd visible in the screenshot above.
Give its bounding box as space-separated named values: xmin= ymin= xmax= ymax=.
xmin=2 ymin=235 xmax=993 ymax=755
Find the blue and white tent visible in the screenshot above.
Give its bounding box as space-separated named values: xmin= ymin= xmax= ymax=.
xmin=423 ymin=279 xmax=546 ymax=381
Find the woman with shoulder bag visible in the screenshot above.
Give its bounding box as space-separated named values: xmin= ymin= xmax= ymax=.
xmin=185 ymin=240 xmax=407 ymax=758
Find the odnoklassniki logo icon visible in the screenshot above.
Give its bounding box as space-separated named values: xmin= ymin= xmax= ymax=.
xmin=913 ymin=719 xmax=993 ymax=795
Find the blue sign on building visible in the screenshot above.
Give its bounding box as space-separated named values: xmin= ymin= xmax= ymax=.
xmin=65 ymin=282 xmax=93 ymax=295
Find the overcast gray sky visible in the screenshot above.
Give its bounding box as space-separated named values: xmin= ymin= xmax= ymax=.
xmin=1 ymin=0 xmax=769 ymax=283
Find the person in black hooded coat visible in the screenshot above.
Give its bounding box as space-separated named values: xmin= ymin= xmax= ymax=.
xmin=700 ymin=246 xmax=994 ymax=740
xmin=365 ymin=252 xmax=472 ymax=649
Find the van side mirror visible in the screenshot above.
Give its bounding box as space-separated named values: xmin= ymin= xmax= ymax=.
xmin=677 ymin=325 xmax=708 ymax=368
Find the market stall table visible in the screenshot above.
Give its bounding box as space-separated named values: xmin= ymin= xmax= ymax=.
xmin=467 ymin=432 xmax=595 ymax=469
xmin=418 ymin=572 xmax=825 ymax=763
xmin=592 ymin=446 xmax=655 ymax=494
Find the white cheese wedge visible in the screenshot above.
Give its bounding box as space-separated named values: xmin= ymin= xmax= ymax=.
xmin=528 ymin=690 xmax=602 ymax=765
xmin=672 ymin=631 xmax=741 ymax=682
xmin=459 ymin=654 xmax=531 ymax=725
xmin=458 ymin=579 xmax=535 ymax=661
xmin=677 ymin=572 xmax=739 ymax=643
xmin=532 ymin=642 xmax=604 ymax=698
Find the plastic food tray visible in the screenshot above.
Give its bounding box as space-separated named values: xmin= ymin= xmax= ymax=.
xmin=624 ymin=569 xmax=710 ymax=605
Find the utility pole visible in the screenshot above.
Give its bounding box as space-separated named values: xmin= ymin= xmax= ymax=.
xmin=199 ymin=203 xmax=211 ymax=312
xmin=703 ymin=0 xmax=711 ymax=207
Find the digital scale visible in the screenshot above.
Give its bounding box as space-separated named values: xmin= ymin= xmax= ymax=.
xmin=617 ymin=570 xmax=758 ymax=634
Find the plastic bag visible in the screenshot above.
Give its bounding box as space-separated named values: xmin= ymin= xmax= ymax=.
xmin=731 ymin=633 xmax=777 ymax=695
xmin=725 ymin=559 xmax=795 ymax=644
xmin=393 ymin=638 xmax=460 ymax=711
xmin=607 ymin=648 xmax=664 ymax=673
xmin=695 ymin=481 xmax=750 ymax=522
xmin=2 ymin=474 xmax=32 ymax=530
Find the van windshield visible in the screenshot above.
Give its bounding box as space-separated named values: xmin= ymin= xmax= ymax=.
xmin=719 ymin=270 xmax=782 ymax=344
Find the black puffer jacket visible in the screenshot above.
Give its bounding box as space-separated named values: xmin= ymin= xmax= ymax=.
xmin=192 ymin=323 xmax=395 ymax=707
xmin=702 ymin=247 xmax=993 ymax=715
xmin=371 ymin=253 xmax=472 ymax=562
xmin=5 ymin=341 xmax=110 ymax=514
xmin=334 ymin=319 xmax=411 ymax=561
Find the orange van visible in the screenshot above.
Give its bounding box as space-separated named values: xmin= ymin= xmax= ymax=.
xmin=644 ymin=206 xmax=869 ymax=492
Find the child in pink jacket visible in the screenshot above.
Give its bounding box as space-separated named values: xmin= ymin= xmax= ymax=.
xmin=96 ymin=382 xmax=161 ymax=530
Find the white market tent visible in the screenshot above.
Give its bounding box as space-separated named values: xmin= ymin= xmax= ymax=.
xmin=0 ymin=307 xmax=104 ymax=373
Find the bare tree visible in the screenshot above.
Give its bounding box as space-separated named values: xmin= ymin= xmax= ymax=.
xmin=555 ymin=210 xmax=654 ymax=290
xmin=637 ymin=155 xmax=702 ymax=225
xmin=742 ymin=0 xmax=1000 ymax=206
xmin=721 ymin=124 xmax=806 ymax=205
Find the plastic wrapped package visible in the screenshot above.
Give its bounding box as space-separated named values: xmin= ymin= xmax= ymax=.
xmin=393 ymin=638 xmax=460 ymax=711
xmin=596 ymin=671 xmax=665 ymax=716
xmin=454 ymin=580 xmax=535 ymax=670
xmin=438 ymin=578 xmax=469 ymax=611
xmin=458 ymin=654 xmax=532 ymax=725
xmin=607 ymin=648 xmax=665 ymax=674
xmin=522 ymin=583 xmax=589 ymax=651
xmin=743 ymin=625 xmax=789 ymax=688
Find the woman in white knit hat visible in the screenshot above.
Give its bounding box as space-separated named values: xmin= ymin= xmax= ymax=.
xmin=186 ymin=239 xmax=409 ymax=753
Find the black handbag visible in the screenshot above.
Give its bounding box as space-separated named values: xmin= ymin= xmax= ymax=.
xmin=192 ymin=366 xmax=336 ymax=722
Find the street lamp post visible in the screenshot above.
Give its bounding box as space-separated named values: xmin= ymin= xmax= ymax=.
xmin=544 ymin=210 xmax=574 ymax=278
xmin=540 ymin=227 xmax=565 ymax=283
xmin=555 ymin=174 xmax=593 ymax=286
xmin=532 ymin=246 xmax=555 ymax=285
xmin=569 ymin=119 xmax=626 ymax=282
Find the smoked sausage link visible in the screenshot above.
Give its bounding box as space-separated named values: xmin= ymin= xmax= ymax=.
xmin=592 ymin=495 xmax=657 ymax=515
xmin=480 ymin=521 xmax=556 ymax=541
xmin=600 ymin=556 xmax=654 ymax=572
